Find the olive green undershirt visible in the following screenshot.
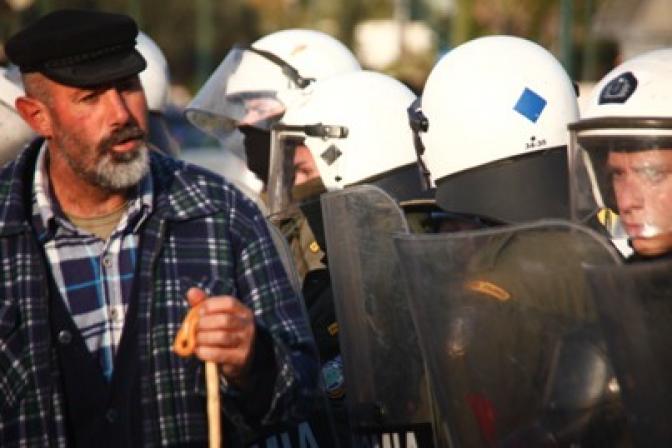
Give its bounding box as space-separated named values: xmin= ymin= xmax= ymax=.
xmin=65 ymin=201 xmax=129 ymax=240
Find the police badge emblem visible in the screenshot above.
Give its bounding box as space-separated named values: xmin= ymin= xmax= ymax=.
xmin=599 ymin=71 xmax=638 ymax=104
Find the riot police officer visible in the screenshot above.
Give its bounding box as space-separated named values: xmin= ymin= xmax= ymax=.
xmin=570 ymin=48 xmax=672 ymax=261
xmin=399 ymin=35 xmax=628 ymax=447
xmin=268 ymin=69 xmax=444 ymax=447
xmin=185 ymin=28 xmax=361 ymax=205
xmin=569 ymin=48 xmax=672 ymax=446
xmin=185 ymin=29 xmax=362 ymax=448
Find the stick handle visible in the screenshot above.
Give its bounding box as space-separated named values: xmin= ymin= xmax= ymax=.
xmin=206 ymin=361 xmax=221 ymax=447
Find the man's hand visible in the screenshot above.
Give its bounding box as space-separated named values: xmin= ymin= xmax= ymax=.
xmin=186 ymin=287 xmax=256 ymax=388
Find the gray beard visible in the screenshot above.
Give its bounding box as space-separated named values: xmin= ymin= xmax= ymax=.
xmin=55 ymin=118 xmax=150 ymax=192
xmin=59 ymin=143 xmax=150 ymax=192
xmin=89 ymin=145 xmax=150 ymax=191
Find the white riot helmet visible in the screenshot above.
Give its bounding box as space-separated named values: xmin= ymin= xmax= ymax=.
xmin=409 ymin=35 xmax=579 ymax=223
xmin=0 ymin=65 xmax=36 ymax=166
xmin=569 ymin=48 xmax=672 ymax=257
xmin=135 ymin=32 xmax=180 ymax=157
xmin=136 ymin=31 xmax=170 ymax=113
xmin=185 ymin=29 xmax=361 ymax=136
xmin=266 ymin=70 xmax=419 ymax=215
xmin=184 ymin=29 xmax=361 ymax=185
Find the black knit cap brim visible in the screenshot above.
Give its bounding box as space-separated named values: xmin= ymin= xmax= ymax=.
xmin=5 ymin=9 xmax=147 ymax=88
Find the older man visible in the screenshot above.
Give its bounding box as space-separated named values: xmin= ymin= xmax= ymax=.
xmin=1 ymin=9 xmax=318 ymax=447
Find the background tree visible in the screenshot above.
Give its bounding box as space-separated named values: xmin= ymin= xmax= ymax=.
xmin=0 ymin=0 xmax=638 ymax=94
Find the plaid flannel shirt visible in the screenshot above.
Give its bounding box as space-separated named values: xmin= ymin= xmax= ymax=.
xmin=31 ymin=144 xmax=153 ymax=381
xmin=0 ymin=141 xmax=319 ymax=447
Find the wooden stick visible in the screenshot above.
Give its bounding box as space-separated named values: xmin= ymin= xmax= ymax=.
xmin=173 ymin=304 xmax=222 ymax=447
xmin=206 ymin=361 xmax=221 ymax=448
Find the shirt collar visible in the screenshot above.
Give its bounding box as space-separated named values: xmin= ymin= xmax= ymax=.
xmin=33 ymin=141 xmax=57 ymax=234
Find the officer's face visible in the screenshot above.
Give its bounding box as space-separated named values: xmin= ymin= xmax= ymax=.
xmin=293 ymin=143 xmax=320 ymax=186
xmin=608 ymin=149 xmax=672 ymax=256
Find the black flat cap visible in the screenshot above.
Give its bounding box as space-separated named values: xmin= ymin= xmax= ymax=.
xmin=5 ymin=9 xmax=146 ymax=87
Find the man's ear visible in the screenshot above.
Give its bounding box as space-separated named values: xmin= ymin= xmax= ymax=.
xmin=15 ymin=96 xmax=52 ymax=138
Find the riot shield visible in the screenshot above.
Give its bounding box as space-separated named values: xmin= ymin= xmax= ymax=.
xmin=586 ymin=259 xmax=672 ymax=447
xmin=394 ymin=220 xmax=623 ymax=447
xmin=321 ymin=185 xmax=436 ymax=447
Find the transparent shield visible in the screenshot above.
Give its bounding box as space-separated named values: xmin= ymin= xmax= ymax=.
xmin=321 ymin=185 xmax=436 ymax=445
xmin=267 ymin=128 xmax=305 ymax=218
xmin=570 ymin=128 xmax=672 ymax=255
xmin=587 ymin=259 xmax=672 ymax=447
xmin=184 ymin=47 xmax=289 ymax=139
xmin=394 ymin=220 xmax=623 ymax=447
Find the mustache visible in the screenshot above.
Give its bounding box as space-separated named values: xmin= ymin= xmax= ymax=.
xmin=99 ymin=124 xmax=146 ymax=153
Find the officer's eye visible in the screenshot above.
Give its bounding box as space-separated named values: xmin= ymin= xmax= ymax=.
xmin=606 ymin=166 xmax=625 ymax=183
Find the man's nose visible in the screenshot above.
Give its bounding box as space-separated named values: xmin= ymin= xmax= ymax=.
xmin=616 ymin=177 xmax=644 ymax=214
xmin=102 ymin=88 xmax=131 ymax=126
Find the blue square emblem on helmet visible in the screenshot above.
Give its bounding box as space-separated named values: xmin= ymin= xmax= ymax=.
xmin=514 ymin=87 xmax=547 ymax=123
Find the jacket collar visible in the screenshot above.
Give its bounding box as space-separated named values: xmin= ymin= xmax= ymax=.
xmin=148 ymin=150 xmax=221 ymax=222
xmin=0 ymin=139 xmax=40 ymax=236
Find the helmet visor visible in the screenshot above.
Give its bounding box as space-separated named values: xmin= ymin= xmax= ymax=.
xmin=570 ymin=118 xmax=672 ymax=256
xmin=185 ymin=46 xmax=298 ymax=139
xmin=267 ymin=126 xmax=303 ymax=218
xmin=267 ymin=123 xmax=342 ymax=217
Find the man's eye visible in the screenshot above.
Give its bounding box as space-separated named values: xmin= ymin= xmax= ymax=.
xmin=80 ymin=93 xmax=99 ymax=103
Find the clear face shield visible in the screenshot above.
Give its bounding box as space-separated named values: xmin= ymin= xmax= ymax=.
xmin=570 ymin=117 xmax=672 ymax=257
xmin=266 ymin=123 xmax=347 ymax=219
xmin=184 ymin=45 xmax=315 ymax=140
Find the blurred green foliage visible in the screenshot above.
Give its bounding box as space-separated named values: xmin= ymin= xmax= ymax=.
xmin=1 ymin=0 xmax=615 ymax=93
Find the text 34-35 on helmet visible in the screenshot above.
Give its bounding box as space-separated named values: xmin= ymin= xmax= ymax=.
xmin=413 ymin=35 xmax=579 ymax=223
